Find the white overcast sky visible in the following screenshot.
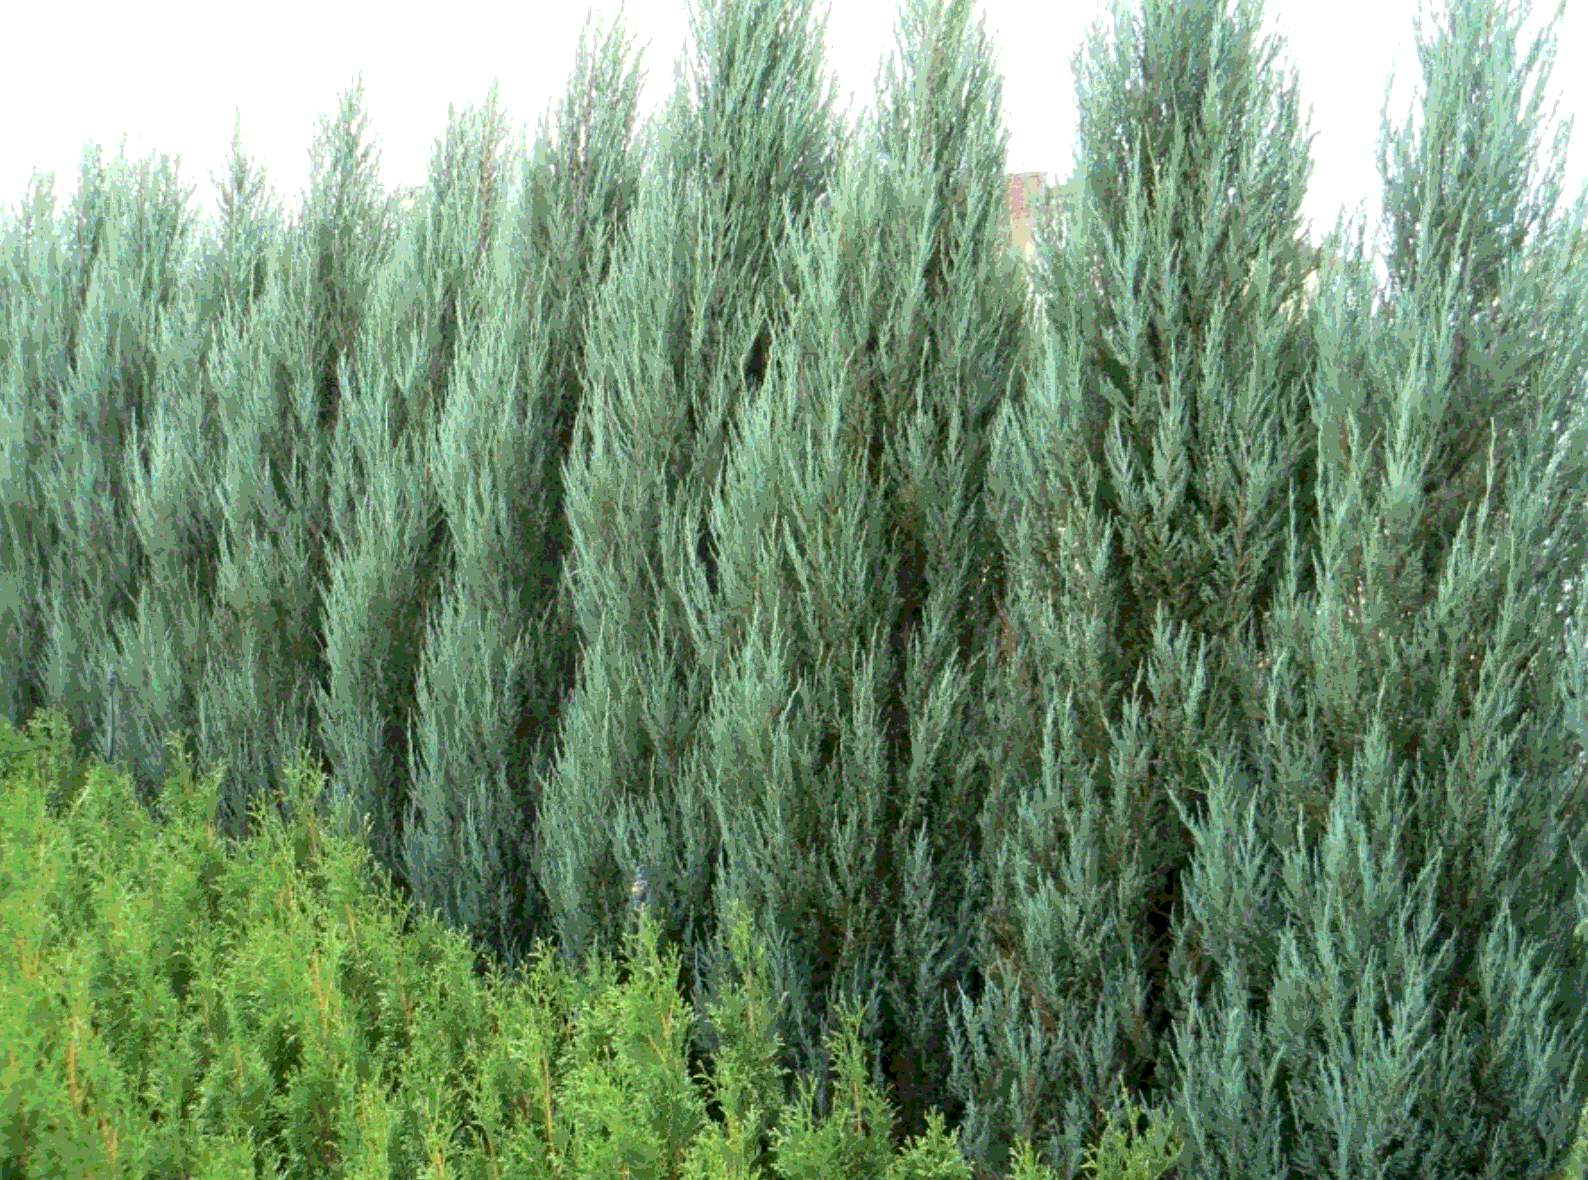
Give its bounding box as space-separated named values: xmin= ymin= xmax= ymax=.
xmin=4 ymin=0 xmax=1582 ymax=274
xmin=3 ymin=0 xmax=1585 ymax=629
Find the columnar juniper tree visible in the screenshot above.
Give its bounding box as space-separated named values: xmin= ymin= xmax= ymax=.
xmin=950 ymin=0 xmax=1588 ymax=1175
xmin=87 ymin=114 xmax=297 ymax=833
xmin=0 ymin=140 xmax=232 ymax=829
xmin=184 ymin=81 xmax=425 ymax=847
xmin=540 ymin=0 xmax=1035 ymax=1156
xmin=536 ymin=0 xmax=854 ymax=1042
xmin=947 ymin=0 xmax=1332 ymax=1170
xmin=311 ymin=87 xmax=515 ymax=935
xmin=319 ymin=14 xmax=655 ymax=983
xmin=1 ymin=88 xmax=405 ymax=846
xmin=683 ymin=0 xmax=1041 ymax=1156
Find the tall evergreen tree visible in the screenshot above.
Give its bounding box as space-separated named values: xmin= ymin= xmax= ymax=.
xmin=706 ymin=0 xmax=1041 ymax=1153
xmin=939 ymin=0 xmax=1588 ymax=1175
xmin=178 ymin=79 xmax=415 ymax=848
xmin=88 ymin=111 xmax=301 ymax=836
xmin=0 ymin=137 xmax=231 ymax=827
xmin=532 ymin=0 xmax=1040 ymax=1157
xmin=365 ymin=12 xmax=655 ymax=980
xmin=535 ymin=0 xmax=855 ymax=1005
xmin=949 ymin=0 xmax=1331 ymax=1170
xmin=313 ymin=78 xmax=527 ymax=945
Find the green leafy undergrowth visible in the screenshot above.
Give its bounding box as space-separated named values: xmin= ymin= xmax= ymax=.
xmin=0 ymin=702 xmax=1187 ymax=1180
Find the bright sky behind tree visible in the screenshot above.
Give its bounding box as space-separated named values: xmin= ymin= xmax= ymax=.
xmin=5 ymin=0 xmax=1582 ymax=274
xmin=4 ymin=0 xmax=1585 ymax=623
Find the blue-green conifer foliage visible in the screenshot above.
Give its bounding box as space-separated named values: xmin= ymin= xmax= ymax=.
xmin=3 ymin=0 xmax=1588 ymax=1175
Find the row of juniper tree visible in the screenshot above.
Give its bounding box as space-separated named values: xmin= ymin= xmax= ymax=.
xmin=5 ymin=0 xmax=1588 ymax=1174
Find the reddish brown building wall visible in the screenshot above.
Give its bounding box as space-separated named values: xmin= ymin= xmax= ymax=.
xmin=1004 ymin=171 xmax=1047 ymax=259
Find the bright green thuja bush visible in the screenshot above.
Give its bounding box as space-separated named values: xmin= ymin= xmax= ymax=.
xmin=0 ymin=703 xmax=1193 ymax=1180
